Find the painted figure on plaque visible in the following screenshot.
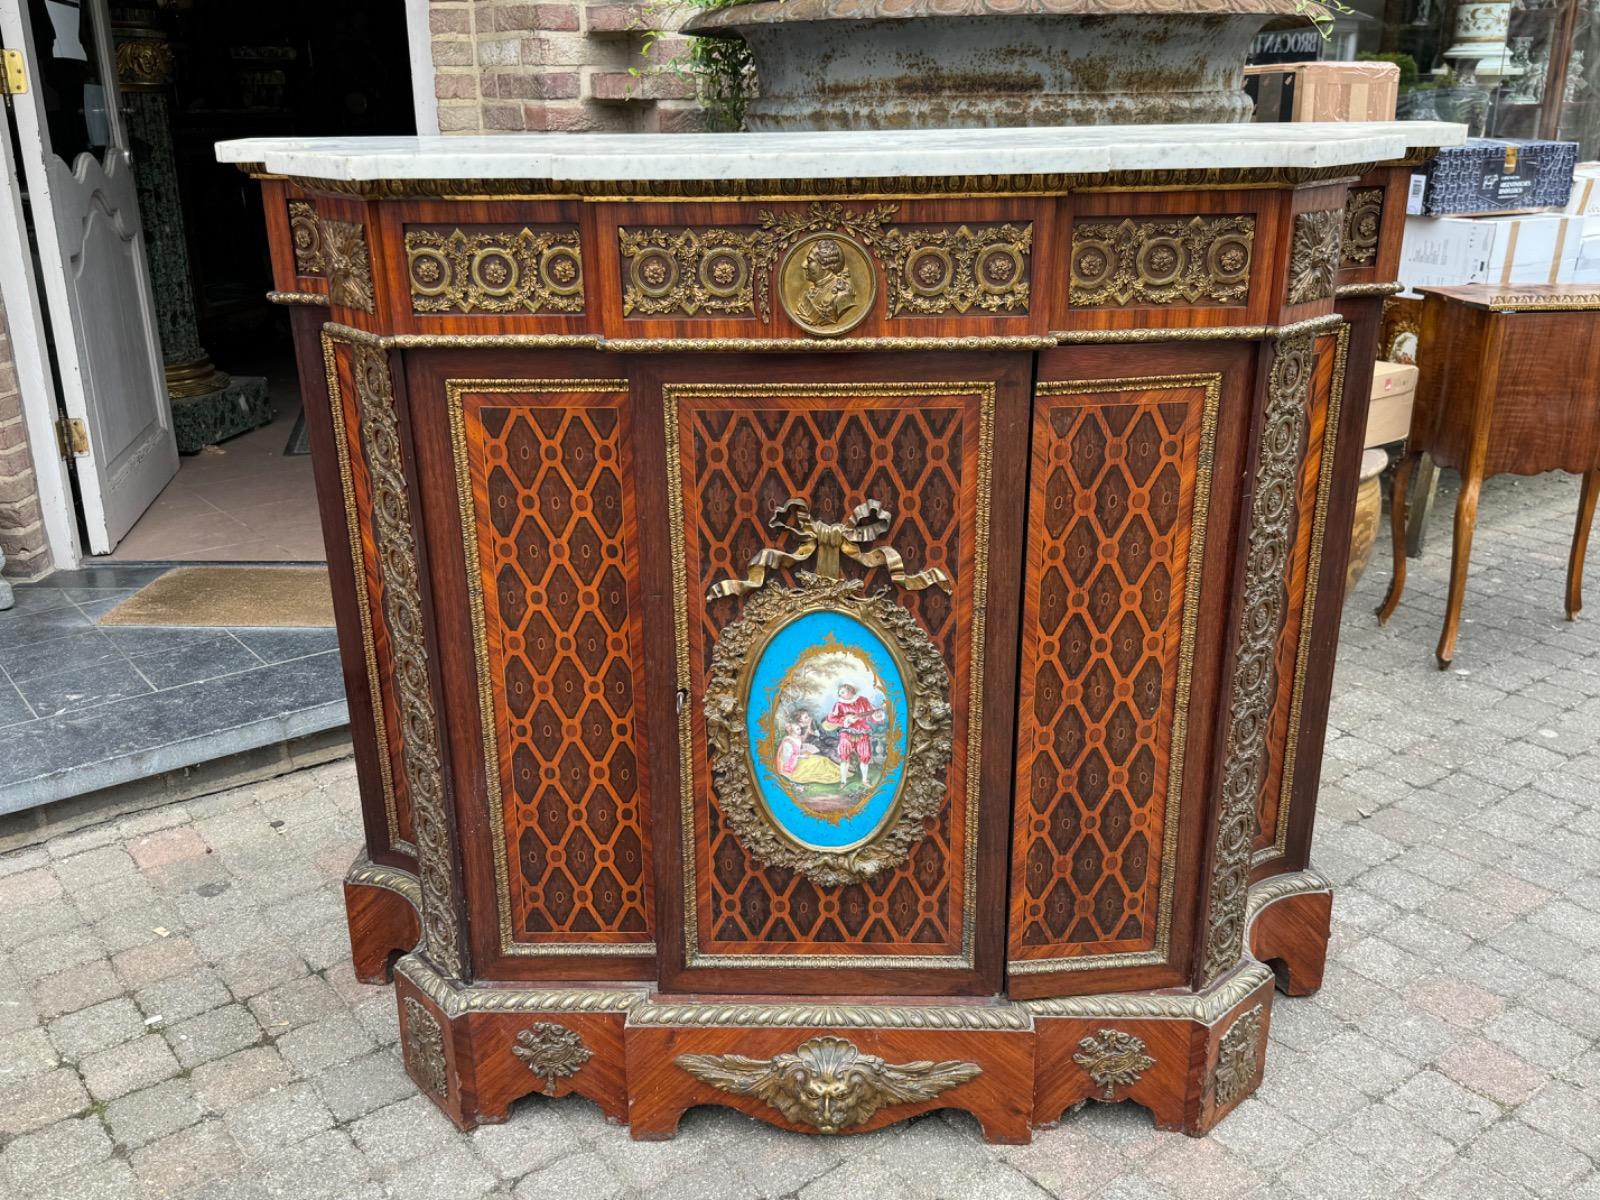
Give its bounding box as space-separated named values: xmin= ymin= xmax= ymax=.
xmin=823 ymin=682 xmax=888 ymax=786
xmin=776 ymin=711 xmax=839 ymax=785
xmin=750 ymin=618 xmax=908 ymax=848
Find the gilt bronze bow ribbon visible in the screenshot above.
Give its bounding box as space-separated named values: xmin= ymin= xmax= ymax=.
xmin=707 ymin=498 xmax=952 ymax=601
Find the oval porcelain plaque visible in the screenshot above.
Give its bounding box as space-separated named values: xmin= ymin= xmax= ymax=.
xmin=746 ymin=609 xmax=909 ymax=852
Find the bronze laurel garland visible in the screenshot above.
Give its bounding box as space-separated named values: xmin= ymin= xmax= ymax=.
xmin=1069 ymin=215 xmax=1255 ymax=308
xmin=352 ymin=344 xmax=464 ymax=978
xmin=1202 ymin=331 xmax=1315 ymax=986
xmin=405 ymin=227 xmax=584 ymax=315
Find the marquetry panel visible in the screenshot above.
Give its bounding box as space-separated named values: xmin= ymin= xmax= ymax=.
xmin=407 ymin=225 xmax=584 ymax=316
xmin=1010 ymin=374 xmax=1218 ymax=973
xmin=453 ymin=383 xmax=653 ymax=950
xmin=672 ymin=384 xmax=989 ymax=966
xmin=1068 ymin=216 xmax=1254 ymax=309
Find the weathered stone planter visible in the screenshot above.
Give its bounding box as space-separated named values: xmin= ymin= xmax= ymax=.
xmin=683 ymin=0 xmax=1321 ymax=131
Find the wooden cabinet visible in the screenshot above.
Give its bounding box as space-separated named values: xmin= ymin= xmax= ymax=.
xmin=252 ymin=149 xmax=1428 ymax=1142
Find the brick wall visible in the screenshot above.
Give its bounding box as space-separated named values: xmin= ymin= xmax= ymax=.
xmin=429 ymin=0 xmax=703 ymax=133
xmin=0 ymin=295 xmax=52 ymax=581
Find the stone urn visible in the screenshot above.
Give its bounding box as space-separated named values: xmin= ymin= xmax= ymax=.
xmin=683 ymin=0 xmax=1325 ymax=131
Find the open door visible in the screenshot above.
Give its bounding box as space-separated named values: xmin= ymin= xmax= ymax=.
xmin=1 ymin=0 xmax=176 ymax=553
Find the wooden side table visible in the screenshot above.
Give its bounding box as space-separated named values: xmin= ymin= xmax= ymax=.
xmin=1378 ymin=284 xmax=1600 ymax=668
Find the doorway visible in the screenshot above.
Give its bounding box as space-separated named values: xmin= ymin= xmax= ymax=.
xmin=107 ymin=0 xmax=416 ymax=562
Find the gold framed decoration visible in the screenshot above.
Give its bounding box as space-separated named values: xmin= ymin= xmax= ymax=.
xmin=703 ymin=501 xmax=953 ymax=886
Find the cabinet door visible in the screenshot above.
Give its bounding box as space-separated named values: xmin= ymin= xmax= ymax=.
xmin=1008 ymin=343 xmax=1257 ymax=998
xmin=405 ymin=349 xmax=657 ymax=982
xmin=643 ymin=354 xmax=1030 ymax=996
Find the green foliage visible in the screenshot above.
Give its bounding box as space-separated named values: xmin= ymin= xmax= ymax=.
xmin=1358 ymin=50 xmax=1420 ymax=90
xmin=638 ymin=0 xmax=758 ymax=132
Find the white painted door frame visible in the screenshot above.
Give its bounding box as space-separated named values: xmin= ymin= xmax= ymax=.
xmin=404 ymin=0 xmax=439 ymax=135
xmin=2 ymin=0 xmax=178 ymax=556
xmin=0 ymin=99 xmax=83 ymax=572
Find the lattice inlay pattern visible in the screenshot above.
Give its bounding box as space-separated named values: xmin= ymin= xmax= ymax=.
xmin=465 ymin=395 xmax=652 ymax=945
xmin=1011 ymin=378 xmax=1213 ymax=969
xmin=682 ymin=395 xmax=974 ymax=954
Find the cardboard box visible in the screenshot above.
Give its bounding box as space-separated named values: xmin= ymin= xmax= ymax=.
xmin=1366 ymin=361 xmax=1418 ymax=448
xmin=1244 ymin=62 xmax=1399 ymax=123
xmin=1562 ymin=163 xmax=1600 ymax=217
xmin=1398 ymin=213 xmax=1581 ymax=294
xmin=1408 ymin=138 xmax=1579 ymax=216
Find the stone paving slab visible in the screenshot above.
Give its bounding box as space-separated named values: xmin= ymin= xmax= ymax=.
xmin=0 ymin=468 xmax=1597 ymax=1198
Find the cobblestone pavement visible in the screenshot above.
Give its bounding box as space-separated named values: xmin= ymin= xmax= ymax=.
xmin=1 ymin=469 xmax=1598 ymax=1199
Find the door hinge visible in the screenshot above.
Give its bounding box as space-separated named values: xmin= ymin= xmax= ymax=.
xmin=1 ymin=50 xmax=26 ymax=96
xmin=56 ymin=417 xmax=89 ymax=458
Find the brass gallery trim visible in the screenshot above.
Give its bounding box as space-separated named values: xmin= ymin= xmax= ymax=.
xmin=1053 ymin=312 xmax=1344 ymax=345
xmin=269 ymin=164 xmax=1386 ymax=201
xmin=331 ymin=334 xmax=464 ymax=976
xmin=445 ymin=377 xmax=660 ymax=961
xmin=1009 ymin=372 xmax=1222 ymax=977
xmin=346 ymin=854 xmax=423 ymax=910
xmin=1245 ymin=867 xmax=1333 ymax=925
xmin=320 ymin=320 xmax=1359 ymax=354
xmin=268 ymin=290 xmax=329 ymax=306
xmin=1334 ymin=282 xmax=1404 ymax=299
xmin=665 ymin=380 xmax=994 ymax=973
xmin=395 ymin=954 xmax=647 ymax=1019
xmin=1258 ymin=323 xmax=1351 ymax=867
xmin=630 ymin=999 xmax=1033 ymax=1032
xmin=320 ymin=324 xmax=1052 ymax=354
xmin=1024 ymin=961 xmax=1273 ymax=1025
xmin=319 ymin=334 xmax=412 ymax=860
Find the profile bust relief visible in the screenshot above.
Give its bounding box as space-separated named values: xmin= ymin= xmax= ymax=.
xmin=779 ymin=231 xmax=876 ymax=335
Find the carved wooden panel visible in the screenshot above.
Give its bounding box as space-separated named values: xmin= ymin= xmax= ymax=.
xmin=1069 ymin=216 xmax=1254 ymax=309
xmin=669 ymin=382 xmax=993 ymax=972
xmin=1009 ymin=375 xmax=1218 ymax=975
xmin=452 ymin=381 xmax=653 ymax=953
xmin=407 ymin=226 xmax=584 ymax=316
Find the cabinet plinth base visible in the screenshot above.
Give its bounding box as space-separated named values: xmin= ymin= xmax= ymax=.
xmin=367 ymin=859 xmax=1330 ymax=1141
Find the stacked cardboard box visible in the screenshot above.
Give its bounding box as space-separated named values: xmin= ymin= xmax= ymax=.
xmin=1244 ymin=62 xmax=1399 ymax=122
xmin=1398 ymin=213 xmax=1582 ymax=294
xmin=1407 ymin=139 xmax=1579 ymax=216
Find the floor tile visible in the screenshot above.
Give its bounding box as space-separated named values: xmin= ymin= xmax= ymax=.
xmin=1 ymin=630 xmax=127 ymax=683
xmin=0 ymin=679 xmax=36 ymax=728
xmin=15 ymin=660 xmax=153 ymax=720
xmin=0 ymin=608 xmax=94 ymax=653
xmin=231 ymin=630 xmax=339 ymax=663
xmin=129 ymin=635 xmax=262 ymax=691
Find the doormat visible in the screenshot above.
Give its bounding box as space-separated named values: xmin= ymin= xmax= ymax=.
xmin=99 ymin=566 xmax=335 ymax=629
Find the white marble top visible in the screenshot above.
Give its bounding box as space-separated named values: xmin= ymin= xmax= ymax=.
xmin=215 ymin=122 xmax=1465 ymax=182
